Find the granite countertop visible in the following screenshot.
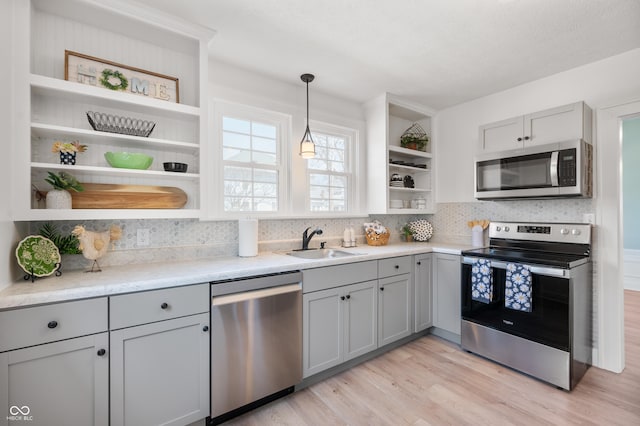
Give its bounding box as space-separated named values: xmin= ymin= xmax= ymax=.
xmin=0 ymin=242 xmax=471 ymax=310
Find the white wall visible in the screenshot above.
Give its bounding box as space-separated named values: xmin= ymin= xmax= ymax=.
xmin=435 ymin=48 xmax=640 ymax=202
xmin=1 ymin=0 xmax=26 ymax=289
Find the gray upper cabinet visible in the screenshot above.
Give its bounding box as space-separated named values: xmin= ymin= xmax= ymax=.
xmin=433 ymin=253 xmax=462 ymax=336
xmin=414 ymin=253 xmax=433 ymax=333
xmin=479 ymin=101 xmax=592 ymax=153
xmin=0 ymin=298 xmax=109 ymax=426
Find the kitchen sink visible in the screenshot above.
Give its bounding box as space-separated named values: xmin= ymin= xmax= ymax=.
xmin=286 ymin=248 xmax=357 ymax=259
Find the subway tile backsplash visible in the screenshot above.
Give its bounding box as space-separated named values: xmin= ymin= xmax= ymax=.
xmin=28 ymin=199 xmax=594 ymax=270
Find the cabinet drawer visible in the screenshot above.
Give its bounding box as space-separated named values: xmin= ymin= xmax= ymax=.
xmin=303 ymin=261 xmax=377 ymax=293
xmin=378 ymin=256 xmax=412 ymax=278
xmin=110 ymin=283 xmax=209 ymax=330
xmin=0 ymin=298 xmax=107 ymax=352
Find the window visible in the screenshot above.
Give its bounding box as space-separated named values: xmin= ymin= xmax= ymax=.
xmin=217 ymin=103 xmax=289 ymax=213
xmin=307 ymin=124 xmax=354 ymax=212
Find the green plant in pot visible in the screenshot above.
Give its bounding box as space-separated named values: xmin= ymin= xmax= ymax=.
xmin=400 ymin=134 xmax=429 ymax=151
xmin=401 ymin=224 xmax=414 ymax=242
xmin=44 ymin=171 xmax=83 ymax=209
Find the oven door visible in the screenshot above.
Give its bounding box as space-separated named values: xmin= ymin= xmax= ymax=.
xmin=461 ymin=257 xmax=570 ymax=351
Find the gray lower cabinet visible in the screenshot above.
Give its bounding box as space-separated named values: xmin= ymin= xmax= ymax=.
xmin=302 ymin=280 xmax=377 ymax=378
xmin=433 ymin=253 xmax=462 ymax=335
xmin=378 ymin=273 xmax=412 ymax=347
xmin=109 ymin=283 xmax=209 ymax=426
xmin=414 ymin=253 xmax=433 ymax=332
xmin=0 ymin=332 xmax=109 ymax=426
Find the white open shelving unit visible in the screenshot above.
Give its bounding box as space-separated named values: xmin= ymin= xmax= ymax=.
xmin=11 ymin=0 xmax=215 ymax=221
xmin=365 ymin=93 xmax=436 ymax=214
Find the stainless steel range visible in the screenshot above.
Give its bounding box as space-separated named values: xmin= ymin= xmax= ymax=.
xmin=461 ymin=221 xmax=592 ymax=390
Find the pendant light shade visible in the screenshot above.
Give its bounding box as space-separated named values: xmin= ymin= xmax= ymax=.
xmin=299 ymin=73 xmax=315 ymax=159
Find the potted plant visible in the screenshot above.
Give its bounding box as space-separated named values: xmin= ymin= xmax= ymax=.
xmin=400 ymin=134 xmax=429 ymax=151
xmin=401 ymin=224 xmax=414 ymax=242
xmin=44 ymin=171 xmax=83 ymax=209
xmin=52 ymin=140 xmax=87 ymax=165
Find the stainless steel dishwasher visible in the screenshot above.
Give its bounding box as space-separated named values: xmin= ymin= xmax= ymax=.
xmin=210 ymin=271 xmax=303 ymax=423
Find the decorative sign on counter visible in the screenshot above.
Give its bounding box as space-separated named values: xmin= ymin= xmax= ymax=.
xmin=65 ymin=50 xmax=180 ymax=103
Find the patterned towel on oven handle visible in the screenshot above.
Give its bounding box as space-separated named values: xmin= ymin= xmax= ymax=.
xmin=505 ymin=263 xmax=532 ymax=312
xmin=471 ymin=258 xmax=493 ymax=304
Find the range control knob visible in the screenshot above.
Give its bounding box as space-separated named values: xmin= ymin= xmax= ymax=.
xmin=560 ymin=228 xmax=570 ymax=235
xmin=496 ymin=226 xmax=502 ymax=232
xmin=571 ymin=229 xmax=581 ymax=236
xmin=504 ymin=226 xmax=510 ymax=232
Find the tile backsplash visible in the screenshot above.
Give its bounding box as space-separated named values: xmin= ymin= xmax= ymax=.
xmin=28 ymin=198 xmax=595 ymax=270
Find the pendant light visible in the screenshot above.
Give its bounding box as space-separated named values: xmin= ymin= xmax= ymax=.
xmin=299 ymin=73 xmax=315 ymax=159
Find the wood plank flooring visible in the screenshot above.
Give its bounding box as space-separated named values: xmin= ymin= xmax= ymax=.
xmin=225 ymin=290 xmax=640 ymax=425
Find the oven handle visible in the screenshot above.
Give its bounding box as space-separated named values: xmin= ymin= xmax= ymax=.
xmin=462 ymin=257 xmax=569 ymax=278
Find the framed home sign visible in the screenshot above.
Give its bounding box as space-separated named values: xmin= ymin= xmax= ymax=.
xmin=64 ymin=50 xmax=180 ymax=103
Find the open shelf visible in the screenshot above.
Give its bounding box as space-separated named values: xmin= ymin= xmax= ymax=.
xmin=31 ymin=162 xmax=200 ymax=181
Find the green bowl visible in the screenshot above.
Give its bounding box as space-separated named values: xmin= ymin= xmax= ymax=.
xmin=104 ymin=152 xmax=153 ymax=170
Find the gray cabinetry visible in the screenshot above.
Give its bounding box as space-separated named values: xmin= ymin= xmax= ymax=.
xmin=378 ymin=274 xmax=412 ymax=346
xmin=479 ymin=101 xmax=592 ymax=152
xmin=302 ymin=279 xmax=377 ymax=378
xmin=0 ymin=299 xmax=108 ymax=426
xmin=433 ymin=253 xmax=462 ymax=336
xmin=109 ymin=283 xmax=210 ymax=426
xmin=414 ymin=253 xmax=433 ymax=332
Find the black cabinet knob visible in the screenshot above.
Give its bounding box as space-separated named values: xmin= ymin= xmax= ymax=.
xmin=380 ymin=287 xmax=384 ymax=291
xmin=417 ymin=261 xmax=421 ymax=265
xmin=97 ymin=349 xmax=106 ymax=356
xmin=524 ymin=136 xmax=530 ymax=140
xmin=161 ymin=302 xmax=169 ymax=309
xmin=346 ymin=295 xmax=351 ymax=299
xmin=340 ymin=296 xmax=346 ymax=301
xmin=202 ymin=325 xmax=209 ymax=332
xmin=394 ymin=265 xmax=399 ymax=269
xmin=517 ymin=137 xmax=523 ymax=141
xmin=47 ymin=320 xmax=58 ymax=329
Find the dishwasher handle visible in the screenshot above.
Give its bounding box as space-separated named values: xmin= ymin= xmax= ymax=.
xmin=212 ymin=283 xmax=301 ymax=306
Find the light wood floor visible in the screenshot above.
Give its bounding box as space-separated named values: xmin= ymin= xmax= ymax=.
xmin=226 ymin=290 xmax=640 ymax=425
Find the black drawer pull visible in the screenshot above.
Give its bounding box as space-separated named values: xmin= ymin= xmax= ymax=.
xmin=394 ymin=265 xmax=399 ymax=269
xmin=161 ymin=302 xmax=169 ymax=309
xmin=97 ymin=349 xmax=106 ymax=356
xmin=417 ymin=261 xmax=421 ymax=265
xmin=340 ymin=296 xmax=346 ymax=301
xmin=47 ymin=320 xmax=58 ymax=329
xmin=380 ymin=287 xmax=384 ymax=291
xmin=202 ymin=325 xmax=209 ymax=332
xmin=346 ymin=295 xmax=351 ymax=299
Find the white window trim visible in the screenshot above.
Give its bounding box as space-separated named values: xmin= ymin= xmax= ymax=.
xmin=304 ymin=119 xmax=361 ymax=216
xmin=212 ymin=100 xmax=292 ymax=219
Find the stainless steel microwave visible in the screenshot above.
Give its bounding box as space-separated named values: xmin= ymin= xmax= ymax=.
xmin=474 ymin=139 xmax=592 ymax=199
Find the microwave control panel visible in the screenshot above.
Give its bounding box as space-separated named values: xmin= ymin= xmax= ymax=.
xmin=558 ymin=148 xmax=577 ymax=186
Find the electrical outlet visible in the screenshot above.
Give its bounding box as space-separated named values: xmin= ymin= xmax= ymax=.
xmin=583 ymin=213 xmax=595 ymax=225
xmin=137 ymin=229 xmax=150 ymax=246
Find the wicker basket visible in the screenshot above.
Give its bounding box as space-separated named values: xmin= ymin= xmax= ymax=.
xmin=365 ymin=230 xmax=390 ymax=246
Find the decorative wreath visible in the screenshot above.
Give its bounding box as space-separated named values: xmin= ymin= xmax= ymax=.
xmin=100 ymin=69 xmax=128 ymax=91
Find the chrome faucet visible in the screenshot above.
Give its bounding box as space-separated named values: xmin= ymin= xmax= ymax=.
xmin=301 ymin=227 xmax=323 ymax=250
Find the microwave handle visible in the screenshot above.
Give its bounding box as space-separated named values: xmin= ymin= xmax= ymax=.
xmin=550 ymin=151 xmax=559 ymax=186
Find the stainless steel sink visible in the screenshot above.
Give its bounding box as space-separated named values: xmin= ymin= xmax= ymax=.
xmin=286 ymin=248 xmax=356 ymax=259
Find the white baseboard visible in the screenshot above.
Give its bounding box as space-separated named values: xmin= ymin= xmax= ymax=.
xmin=624 ymin=249 xmax=640 ymax=291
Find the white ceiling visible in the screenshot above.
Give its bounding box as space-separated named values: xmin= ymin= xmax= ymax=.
xmin=134 ymin=0 xmax=640 ymax=110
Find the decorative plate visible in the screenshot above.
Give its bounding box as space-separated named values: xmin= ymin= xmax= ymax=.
xmin=15 ymin=236 xmax=61 ymax=277
xmin=409 ymin=220 xmax=434 ymax=242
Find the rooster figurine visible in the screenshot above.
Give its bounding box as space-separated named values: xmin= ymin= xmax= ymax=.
xmin=72 ymin=224 xmax=122 ymax=272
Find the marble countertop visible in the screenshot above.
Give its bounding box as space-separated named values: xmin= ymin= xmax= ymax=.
xmin=0 ymin=242 xmax=471 ymax=310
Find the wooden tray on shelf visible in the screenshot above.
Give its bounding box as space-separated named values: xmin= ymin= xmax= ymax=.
xmin=70 ymin=183 xmax=188 ymax=209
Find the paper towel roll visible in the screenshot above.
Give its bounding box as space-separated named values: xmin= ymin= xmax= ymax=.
xmin=238 ymin=219 xmax=258 ymax=257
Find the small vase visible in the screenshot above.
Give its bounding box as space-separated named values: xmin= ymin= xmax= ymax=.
xmin=46 ymin=189 xmax=72 ymax=209
xmin=405 ymin=234 xmax=414 ymax=242
xmin=60 ymin=152 xmax=76 ymax=165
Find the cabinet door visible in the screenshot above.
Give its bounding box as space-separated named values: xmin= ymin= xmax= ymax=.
xmin=110 ymin=313 xmax=209 ymax=426
xmin=524 ymin=102 xmax=587 ymax=146
xmin=433 ymin=253 xmax=462 ymax=335
xmin=414 ymin=254 xmax=433 ymax=332
xmin=343 ymin=280 xmax=378 ymax=361
xmin=303 ymin=287 xmax=343 ymax=377
xmin=0 ymin=333 xmax=108 ymax=426
xmin=478 ymin=116 xmax=524 ymax=152
xmin=378 ymin=273 xmax=412 ymax=347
